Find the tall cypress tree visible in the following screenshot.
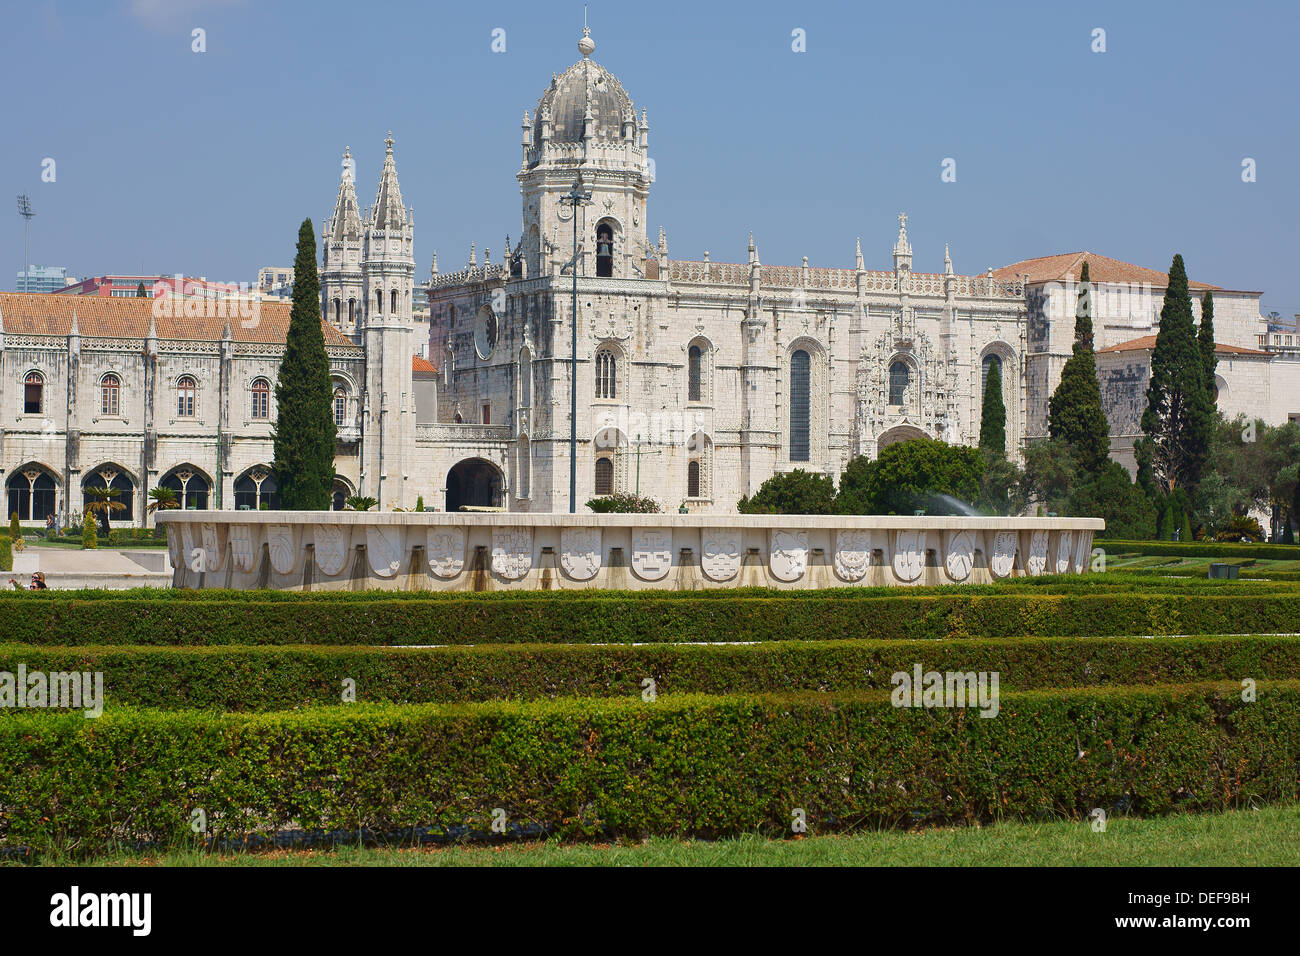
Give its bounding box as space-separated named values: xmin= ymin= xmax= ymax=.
xmin=979 ymin=358 xmax=1006 ymax=456
xmin=1135 ymin=254 xmax=1213 ymax=496
xmin=1198 ymin=290 xmax=1218 ymax=400
xmin=272 ymin=218 xmax=335 ymax=509
xmin=1048 ymin=261 xmax=1110 ymax=475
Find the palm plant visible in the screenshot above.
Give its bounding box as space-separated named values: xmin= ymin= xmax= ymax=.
xmin=344 ymin=495 xmax=378 ymax=512
xmin=147 ymin=486 xmax=180 ymax=515
xmin=83 ymin=486 xmax=126 ymax=536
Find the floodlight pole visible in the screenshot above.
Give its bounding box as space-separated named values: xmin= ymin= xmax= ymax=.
xmin=17 ymin=194 xmax=34 ymax=293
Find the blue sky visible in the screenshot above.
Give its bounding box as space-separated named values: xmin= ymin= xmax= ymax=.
xmin=2 ymin=0 xmax=1297 ymax=315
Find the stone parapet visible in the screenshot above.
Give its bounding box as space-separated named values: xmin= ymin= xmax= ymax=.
xmin=157 ymin=512 xmax=1104 ymax=592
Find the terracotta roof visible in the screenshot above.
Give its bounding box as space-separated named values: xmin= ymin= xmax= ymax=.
xmin=0 ymin=292 xmax=354 ymax=346
xmin=992 ymin=252 xmax=1222 ymax=291
xmin=412 ymin=355 xmax=436 ymax=373
xmin=1099 ymin=334 xmax=1268 ymax=356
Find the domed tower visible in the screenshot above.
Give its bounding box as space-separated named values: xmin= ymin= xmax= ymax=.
xmin=321 ymin=147 xmax=364 ymax=338
xmin=518 ymin=27 xmax=652 ymax=279
xmin=360 ymin=133 xmax=416 ymax=508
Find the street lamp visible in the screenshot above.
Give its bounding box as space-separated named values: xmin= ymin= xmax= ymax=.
xmin=16 ymin=194 xmax=34 ymax=292
xmin=558 ymin=177 xmax=592 ymax=513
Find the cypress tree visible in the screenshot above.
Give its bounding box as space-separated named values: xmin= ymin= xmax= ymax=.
xmin=978 ymin=358 xmax=1006 ymax=456
xmin=1135 ymin=254 xmax=1214 ymax=496
xmin=1048 ymin=261 xmax=1111 ymax=475
xmin=135 ymin=281 xmax=148 ymax=298
xmin=272 ymin=218 xmax=335 ymax=510
xmin=1198 ymin=291 xmax=1218 ymax=401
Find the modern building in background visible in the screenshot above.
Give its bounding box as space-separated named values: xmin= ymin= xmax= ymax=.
xmin=14 ymin=265 xmax=75 ymax=293
xmin=56 ymin=275 xmax=256 ymax=299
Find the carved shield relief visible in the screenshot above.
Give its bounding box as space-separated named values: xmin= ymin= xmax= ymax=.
xmin=1026 ymin=529 xmax=1050 ymax=576
xmin=427 ymin=527 xmax=466 ymax=579
xmin=833 ymin=530 xmax=872 ymax=582
xmin=945 ymin=530 xmax=975 ymax=582
xmin=769 ymin=530 xmax=808 ymax=582
xmin=492 ymin=528 xmax=533 ymax=580
xmin=267 ymin=524 xmax=298 ymax=575
xmin=1054 ymin=531 xmax=1074 ymax=575
xmin=892 ymin=530 xmax=925 ymax=583
xmin=366 ymin=525 xmax=403 ymax=578
xmin=201 ymin=522 xmax=223 ymax=573
xmin=990 ymin=530 xmax=1018 ymax=578
xmin=561 ymin=528 xmax=602 ymax=580
xmin=631 ymin=529 xmax=672 ymax=581
xmin=230 ymin=524 xmax=257 ymax=573
xmin=701 ymin=530 xmax=741 ymax=582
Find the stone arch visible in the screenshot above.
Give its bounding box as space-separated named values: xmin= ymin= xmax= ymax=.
xmin=234 ymin=465 xmax=278 ymax=511
xmin=446 ymin=458 xmax=505 ymax=512
xmin=1213 ymin=373 xmax=1228 ymax=405
xmin=594 ymin=216 xmax=622 ymax=278
xmin=82 ymin=462 xmax=137 ymax=527
xmin=886 ymin=352 xmax=920 ymax=413
xmin=594 ymin=340 xmax=625 ymax=401
xmin=159 ymin=463 xmax=214 ymax=511
xmin=518 ymin=346 xmax=532 ymax=409
xmin=591 ymin=424 xmax=629 ymax=497
xmin=877 ymin=424 xmax=929 ymax=451
xmin=331 ymin=475 xmax=354 ymax=511
xmin=980 ymin=341 xmax=1018 ymax=451
xmin=786 ymin=336 xmax=827 ymax=466
xmin=686 ymin=429 xmax=713 ymax=500
xmin=685 ymin=334 xmax=713 ymax=403
xmin=5 ymin=461 xmax=61 ymax=522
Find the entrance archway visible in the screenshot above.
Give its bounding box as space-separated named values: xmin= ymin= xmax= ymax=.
xmin=446 ymin=458 xmax=504 ymax=512
xmin=877 ymin=424 xmax=929 ymax=452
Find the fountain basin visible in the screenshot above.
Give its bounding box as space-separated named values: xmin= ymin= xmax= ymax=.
xmin=156 ymin=512 xmax=1105 ymax=591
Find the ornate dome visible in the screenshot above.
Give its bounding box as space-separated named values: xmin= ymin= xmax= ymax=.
xmin=533 ymin=30 xmax=635 ymax=146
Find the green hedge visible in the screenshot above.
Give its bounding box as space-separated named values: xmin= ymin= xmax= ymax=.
xmin=0 ymin=593 xmax=1297 ymax=645
xmin=5 ymin=635 xmax=1298 ymax=710
xmin=1100 ymin=540 xmax=1300 ymax=560
xmin=3 ymin=682 xmax=1298 ymax=857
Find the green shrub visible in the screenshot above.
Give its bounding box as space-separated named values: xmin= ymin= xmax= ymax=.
xmin=0 ymin=592 xmax=1296 ymax=646
xmin=0 ymin=536 xmax=10 ymax=573
xmin=81 ymin=513 xmax=97 ymax=549
xmin=5 ymin=635 xmax=1298 ymax=711
xmin=1098 ymin=539 xmax=1300 ymax=560
xmin=8 ymin=513 xmax=18 ymax=541
xmin=4 ymin=682 xmax=1298 ymax=857
xmin=107 ymin=529 xmax=119 ymax=546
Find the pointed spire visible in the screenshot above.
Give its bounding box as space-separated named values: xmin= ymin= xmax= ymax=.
xmin=69 ymin=308 xmax=79 ymax=336
xmin=893 ymin=212 xmax=913 ymax=273
xmin=469 ymin=242 xmax=476 ymax=268
xmin=328 ymin=146 xmax=363 ymax=242
xmin=748 ymin=231 xmax=755 ymax=264
xmin=855 ymin=237 xmax=864 ymax=271
xmin=222 ymin=314 xmax=233 ymax=340
xmin=430 ymin=251 xmax=438 ymax=277
xmin=147 ymin=307 xmax=157 ymax=339
xmin=944 ymin=243 xmax=953 ymax=275
xmin=657 ymin=225 xmax=667 ymax=258
xmin=369 ymin=132 xmax=407 ymax=231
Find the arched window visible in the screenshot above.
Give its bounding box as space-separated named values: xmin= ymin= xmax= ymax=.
xmin=595 ymin=349 xmax=617 ymax=400
xmin=331 ymin=478 xmax=351 ymax=511
xmin=688 ymin=346 xmax=702 ymax=402
xmin=23 ymin=371 xmax=43 ymax=415
xmin=376 ymin=289 xmax=383 ymax=314
xmin=519 ymin=349 xmax=532 ymax=408
xmin=161 ymin=468 xmax=210 ymax=510
xmin=101 ymin=373 xmax=121 ymax=416
xmin=251 ymin=378 xmax=271 ymax=420
xmin=177 ymin=375 xmax=197 ymax=417
xmin=789 ymin=350 xmax=811 ymax=462
xmin=888 ymin=361 xmax=910 ymax=407
xmin=390 ymin=289 xmax=398 ymax=314
xmin=348 ymin=298 xmax=355 ymax=324
xmin=234 ymin=469 xmax=278 ymax=510
xmin=333 ymin=388 xmax=347 ymax=427
xmin=6 ymin=469 xmax=57 ymax=521
xmin=596 ymin=222 xmax=614 ymax=278
xmin=981 ymin=354 xmax=1002 ymax=391
xmin=594 ymin=457 xmax=614 ymax=495
xmin=517 ymin=435 xmax=531 ymax=499
xmin=687 ymin=459 xmax=701 ymax=498
xmin=333 ymin=298 xmax=341 ymax=323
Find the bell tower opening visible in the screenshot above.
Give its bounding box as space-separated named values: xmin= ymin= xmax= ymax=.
xmin=596 ymin=222 xmax=614 ymax=277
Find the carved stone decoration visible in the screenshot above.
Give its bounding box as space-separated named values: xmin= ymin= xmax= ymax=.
xmin=1026 ymin=529 xmax=1050 ymax=576
xmin=180 ymin=523 xmax=197 ymax=572
xmin=427 ymin=526 xmax=466 ymax=579
xmin=944 ymin=530 xmax=976 ymax=582
xmin=631 ymin=529 xmax=672 ymax=581
xmin=561 ymin=527 xmax=601 ymax=580
xmin=990 ymin=530 xmax=1018 ymax=579
xmin=314 ymin=525 xmax=349 ymax=577
xmin=267 ymin=524 xmax=298 ymax=575
xmin=892 ymin=530 xmax=926 ymax=583
xmin=230 ymin=524 xmax=256 ymax=572
xmin=366 ymin=525 xmax=403 ymax=578
xmin=200 ymin=522 xmax=223 ymax=573
xmin=165 ymin=523 xmax=182 ymax=569
xmin=833 ymin=530 xmax=873 ymax=582
xmin=701 ymin=529 xmax=742 ymax=582
xmin=491 ymin=527 xmax=533 ymax=580
xmin=769 ymin=530 xmax=808 ymax=582
xmin=1054 ymin=531 xmax=1074 ymax=575
xmin=1074 ymin=531 xmax=1093 ymax=574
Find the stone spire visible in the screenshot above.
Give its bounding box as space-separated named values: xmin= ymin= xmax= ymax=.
xmin=328 ymin=146 xmax=364 ymax=241
xmin=892 ymin=212 xmax=912 ymax=273
xmin=943 ymin=243 xmax=953 ymax=275
xmin=468 ymin=242 xmax=476 ymax=268
xmin=855 ymin=237 xmax=864 ymax=271
xmin=369 ymin=132 xmax=407 ymax=230
xmin=430 ymin=251 xmax=438 ymax=277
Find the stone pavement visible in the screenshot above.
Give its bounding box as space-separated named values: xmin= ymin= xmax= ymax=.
xmin=14 ymin=546 xmax=173 ymax=590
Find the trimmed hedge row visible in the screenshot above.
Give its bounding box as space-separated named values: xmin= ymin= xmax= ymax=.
xmin=1101 ymin=540 xmax=1300 ymax=560
xmin=3 ymin=682 xmax=1297 ymax=856
xmin=0 ymin=593 xmax=1296 ymax=645
xmin=3 ymin=636 xmax=1298 ymax=710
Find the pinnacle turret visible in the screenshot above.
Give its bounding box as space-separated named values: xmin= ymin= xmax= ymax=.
xmin=369 ymin=132 xmax=408 ymax=231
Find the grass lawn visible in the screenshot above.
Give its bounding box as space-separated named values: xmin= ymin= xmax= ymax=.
xmin=67 ymin=803 xmax=1300 ymax=867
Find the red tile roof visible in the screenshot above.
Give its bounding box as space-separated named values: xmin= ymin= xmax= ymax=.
xmin=0 ymin=292 xmax=355 ymax=346
xmin=412 ymin=355 xmax=436 ymax=373
xmin=992 ymin=252 xmax=1224 ymax=291
xmin=1099 ymin=334 xmax=1267 ymax=356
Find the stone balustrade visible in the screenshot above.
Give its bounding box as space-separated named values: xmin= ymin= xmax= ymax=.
xmin=157 ymin=511 xmax=1104 ymax=592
